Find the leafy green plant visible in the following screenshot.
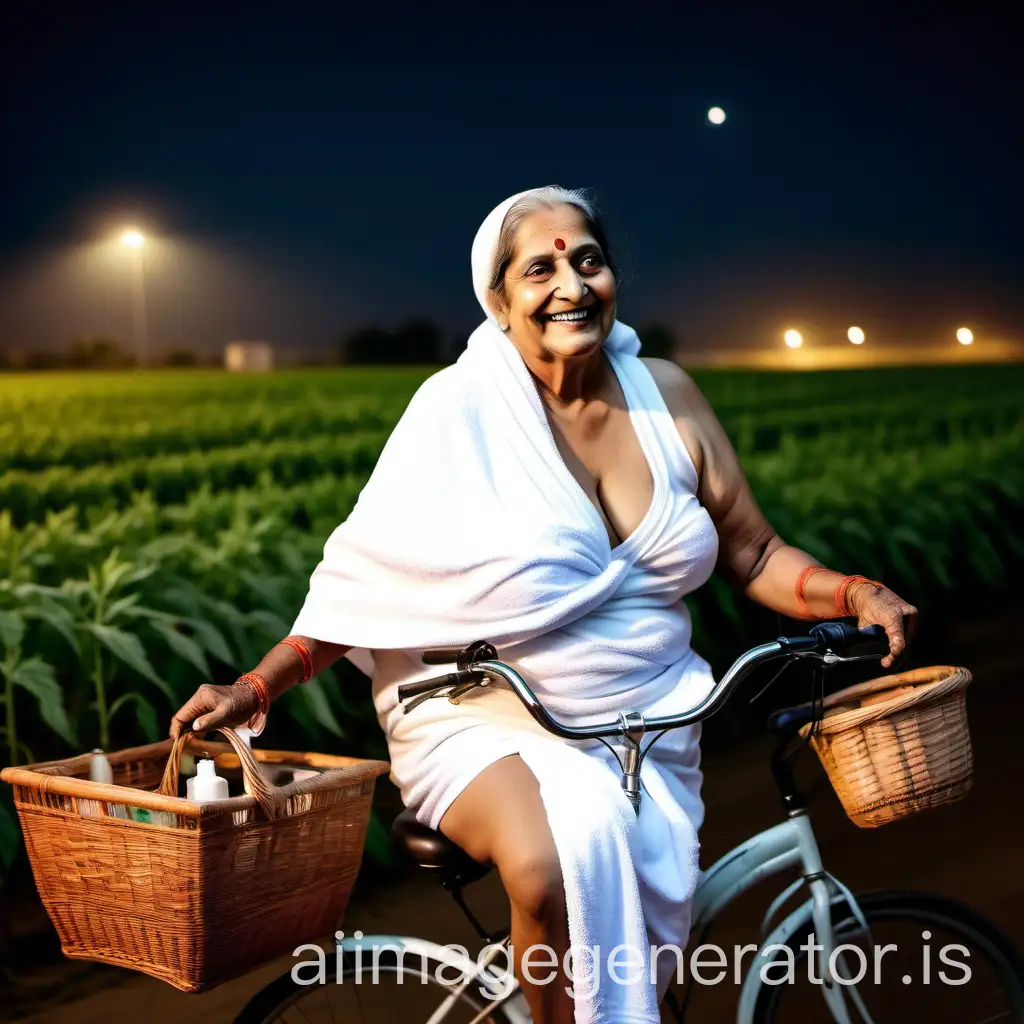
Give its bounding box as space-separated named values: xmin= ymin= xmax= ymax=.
xmin=57 ymin=550 xmax=225 ymax=748
xmin=0 ymin=584 xmax=78 ymax=766
xmin=0 ymin=609 xmax=75 ymax=766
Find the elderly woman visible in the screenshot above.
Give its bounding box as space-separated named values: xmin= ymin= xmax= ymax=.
xmin=171 ymin=186 xmax=917 ymax=1024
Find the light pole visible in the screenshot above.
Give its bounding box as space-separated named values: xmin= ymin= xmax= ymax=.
xmin=121 ymin=229 xmax=148 ymax=367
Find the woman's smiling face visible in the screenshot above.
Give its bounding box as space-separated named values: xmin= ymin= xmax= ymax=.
xmin=493 ymin=203 xmax=617 ymax=360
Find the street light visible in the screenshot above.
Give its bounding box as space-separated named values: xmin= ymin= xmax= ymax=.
xmin=120 ymin=229 xmax=148 ymax=366
xmin=784 ymin=328 xmax=803 ymax=349
xmin=847 ymin=326 xmax=865 ymax=345
xmin=956 ymin=327 xmax=974 ymax=346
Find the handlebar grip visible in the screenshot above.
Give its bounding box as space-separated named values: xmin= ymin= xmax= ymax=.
xmin=397 ymin=673 xmax=459 ymax=700
xmin=421 ymin=649 xmax=461 ymax=665
xmin=810 ymin=621 xmax=890 ymax=658
xmin=848 ymin=623 xmax=891 ymax=658
xmin=397 ymin=668 xmax=484 ymax=701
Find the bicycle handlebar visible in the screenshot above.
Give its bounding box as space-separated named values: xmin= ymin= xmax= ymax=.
xmin=398 ymin=622 xmax=890 ymax=740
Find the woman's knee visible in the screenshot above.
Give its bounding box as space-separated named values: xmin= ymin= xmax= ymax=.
xmin=437 ymin=754 xmax=567 ymax=923
xmin=497 ymin=845 xmax=565 ymax=924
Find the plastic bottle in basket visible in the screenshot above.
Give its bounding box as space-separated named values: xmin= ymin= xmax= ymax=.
xmin=82 ymin=748 xmax=129 ymax=819
xmin=89 ymin=748 xmax=113 ymax=784
xmin=187 ymin=759 xmax=229 ymax=802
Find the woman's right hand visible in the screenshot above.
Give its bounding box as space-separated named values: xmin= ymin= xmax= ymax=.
xmin=169 ymin=682 xmax=260 ymax=741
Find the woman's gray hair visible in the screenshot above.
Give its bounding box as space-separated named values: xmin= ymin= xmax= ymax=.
xmin=486 ymin=186 xmax=617 ymax=310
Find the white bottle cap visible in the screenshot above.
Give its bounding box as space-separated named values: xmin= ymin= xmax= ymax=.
xmin=196 ymin=759 xmax=217 ymax=777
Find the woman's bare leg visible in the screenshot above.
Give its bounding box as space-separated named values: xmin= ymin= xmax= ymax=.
xmin=438 ymin=755 xmax=575 ymax=1024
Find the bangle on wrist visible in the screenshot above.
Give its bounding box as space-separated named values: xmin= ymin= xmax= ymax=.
xmin=237 ymin=671 xmax=271 ymax=717
xmin=794 ymin=566 xmax=829 ymax=620
xmin=279 ymin=636 xmax=313 ymax=683
xmin=835 ymin=575 xmax=883 ymax=617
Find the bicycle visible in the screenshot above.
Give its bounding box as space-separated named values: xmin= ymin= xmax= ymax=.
xmin=235 ymin=621 xmax=1024 ymax=1023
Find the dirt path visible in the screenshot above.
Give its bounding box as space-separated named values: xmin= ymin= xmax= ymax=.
xmin=6 ymin=607 xmax=1022 ymax=1022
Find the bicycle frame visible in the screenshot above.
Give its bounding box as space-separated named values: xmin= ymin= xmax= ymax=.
xmin=692 ymin=809 xmax=865 ymax=1024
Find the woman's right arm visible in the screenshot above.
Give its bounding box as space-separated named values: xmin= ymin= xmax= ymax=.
xmin=169 ymin=637 xmax=353 ymax=739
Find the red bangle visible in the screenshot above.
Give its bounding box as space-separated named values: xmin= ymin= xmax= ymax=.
xmin=834 ymin=575 xmax=882 ymax=617
xmin=238 ymin=672 xmax=271 ymax=716
xmin=795 ymin=566 xmax=829 ymax=620
xmin=279 ymin=636 xmax=313 ymax=683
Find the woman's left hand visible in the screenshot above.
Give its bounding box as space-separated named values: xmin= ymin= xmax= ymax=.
xmin=849 ymin=581 xmax=919 ymax=669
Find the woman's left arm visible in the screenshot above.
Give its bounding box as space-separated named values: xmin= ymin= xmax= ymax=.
xmin=644 ymin=358 xmax=918 ymax=668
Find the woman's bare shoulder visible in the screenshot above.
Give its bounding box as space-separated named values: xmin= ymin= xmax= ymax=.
xmin=638 ymin=357 xmax=705 ymax=476
xmin=639 ymin=356 xmax=697 ymax=406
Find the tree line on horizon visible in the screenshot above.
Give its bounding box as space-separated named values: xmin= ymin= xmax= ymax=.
xmin=342 ymin=320 xmax=677 ymax=365
xmin=0 ymin=321 xmax=678 ymax=370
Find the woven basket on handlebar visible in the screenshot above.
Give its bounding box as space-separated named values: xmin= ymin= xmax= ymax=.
xmin=0 ymin=729 xmax=389 ymax=993
xmin=798 ymin=665 xmax=973 ymax=828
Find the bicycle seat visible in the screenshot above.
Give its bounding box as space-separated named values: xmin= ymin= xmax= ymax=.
xmin=391 ymin=808 xmax=491 ymax=882
xmin=767 ymin=700 xmax=817 ymax=737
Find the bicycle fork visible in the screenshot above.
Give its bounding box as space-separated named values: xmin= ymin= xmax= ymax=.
xmin=794 ymin=814 xmax=874 ymax=1024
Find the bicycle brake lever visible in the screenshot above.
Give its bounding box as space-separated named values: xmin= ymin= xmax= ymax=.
xmin=404 ymin=677 xmax=486 ymax=713
xmin=403 ymin=688 xmax=454 ymax=713
xmin=447 ymin=678 xmax=487 ymax=704
xmin=822 ymin=651 xmax=889 ymax=666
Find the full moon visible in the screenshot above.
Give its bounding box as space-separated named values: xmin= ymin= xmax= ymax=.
xmin=707 ymin=106 xmax=726 ymax=125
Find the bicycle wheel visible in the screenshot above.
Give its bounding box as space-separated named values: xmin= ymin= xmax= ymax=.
xmin=752 ymin=889 xmax=1024 ymax=1023
xmin=235 ymin=945 xmax=521 ymax=1024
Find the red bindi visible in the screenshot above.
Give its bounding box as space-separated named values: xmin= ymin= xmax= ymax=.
xmin=553 ymin=237 xmax=566 ymax=250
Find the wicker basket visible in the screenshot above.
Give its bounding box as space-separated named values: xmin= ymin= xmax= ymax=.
xmin=799 ymin=665 xmax=973 ymax=828
xmin=1 ymin=728 xmax=389 ymax=992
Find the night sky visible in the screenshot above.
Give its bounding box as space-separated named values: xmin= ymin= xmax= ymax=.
xmin=2 ymin=7 xmax=1021 ymax=357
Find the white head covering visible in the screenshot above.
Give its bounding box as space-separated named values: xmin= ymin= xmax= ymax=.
xmin=468 ymin=187 xmax=642 ymax=356
xmin=470 ymin=187 xmax=546 ymax=322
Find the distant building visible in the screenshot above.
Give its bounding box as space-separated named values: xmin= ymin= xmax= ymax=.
xmin=224 ymin=341 xmax=274 ymax=372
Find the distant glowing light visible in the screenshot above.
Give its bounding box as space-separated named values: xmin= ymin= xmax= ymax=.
xmin=956 ymin=327 xmax=974 ymax=345
xmin=784 ymin=329 xmax=803 ymax=349
xmin=121 ymin=229 xmax=145 ymax=248
xmin=848 ymin=325 xmax=866 ymax=345
xmin=707 ymin=106 xmax=726 ymax=125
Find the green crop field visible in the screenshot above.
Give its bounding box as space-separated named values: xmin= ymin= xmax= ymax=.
xmin=2 ymin=363 xmax=1023 ymax=863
